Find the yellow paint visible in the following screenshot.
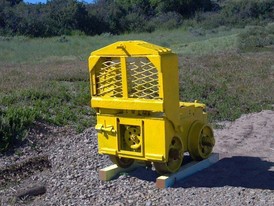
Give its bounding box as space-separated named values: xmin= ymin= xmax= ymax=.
xmin=89 ymin=41 xmax=215 ymax=173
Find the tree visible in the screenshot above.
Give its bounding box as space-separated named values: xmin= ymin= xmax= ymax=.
xmin=5 ymin=0 xmax=23 ymax=6
xmin=46 ymin=0 xmax=89 ymax=35
xmin=149 ymin=0 xmax=213 ymax=17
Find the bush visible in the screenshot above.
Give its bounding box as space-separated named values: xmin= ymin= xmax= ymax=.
xmin=192 ymin=0 xmax=274 ymax=30
xmin=147 ymin=12 xmax=183 ymax=31
xmin=237 ymin=24 xmax=274 ymax=50
xmin=221 ymin=0 xmax=274 ymax=25
xmin=267 ymin=22 xmax=274 ymax=34
xmin=0 ymin=107 xmax=38 ymax=152
xmin=124 ymin=12 xmax=150 ymax=33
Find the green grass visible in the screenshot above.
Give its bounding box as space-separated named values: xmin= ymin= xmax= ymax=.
xmin=0 ymin=27 xmax=242 ymax=65
xmin=0 ymin=26 xmax=273 ymax=152
xmin=0 ymin=60 xmax=95 ymax=133
xmin=173 ymin=33 xmax=238 ymax=55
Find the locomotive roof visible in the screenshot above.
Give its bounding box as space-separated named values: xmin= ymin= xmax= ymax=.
xmin=91 ymin=40 xmax=172 ymax=56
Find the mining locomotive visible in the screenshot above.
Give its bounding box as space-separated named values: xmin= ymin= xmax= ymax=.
xmin=88 ymin=41 xmax=215 ymax=174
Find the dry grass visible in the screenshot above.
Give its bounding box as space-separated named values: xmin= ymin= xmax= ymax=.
xmin=0 ymin=60 xmax=88 ymax=93
xmin=0 ymin=59 xmax=94 ymax=136
xmin=179 ymin=50 xmax=274 ymax=120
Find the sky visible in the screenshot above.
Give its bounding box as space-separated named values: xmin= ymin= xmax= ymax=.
xmin=24 ymin=0 xmax=93 ymax=4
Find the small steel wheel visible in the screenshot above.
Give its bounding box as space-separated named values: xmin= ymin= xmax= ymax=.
xmin=188 ymin=121 xmax=215 ymax=161
xmin=109 ymin=155 xmax=134 ymax=168
xmin=154 ymin=137 xmax=184 ymax=174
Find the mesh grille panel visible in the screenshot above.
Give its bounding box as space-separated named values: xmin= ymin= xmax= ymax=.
xmin=127 ymin=58 xmax=159 ymax=99
xmin=95 ymin=58 xmax=160 ymax=99
xmin=95 ymin=60 xmax=122 ymax=97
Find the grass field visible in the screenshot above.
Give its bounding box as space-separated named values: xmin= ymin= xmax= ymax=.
xmin=1 ymin=26 xmax=274 ymax=151
xmin=0 ymin=27 xmax=241 ymax=65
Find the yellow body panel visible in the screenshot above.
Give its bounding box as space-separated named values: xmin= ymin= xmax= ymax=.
xmin=91 ymin=97 xmax=163 ymax=111
xmin=96 ymin=115 xmax=169 ymax=161
xmin=88 ymin=41 xmax=215 ymax=173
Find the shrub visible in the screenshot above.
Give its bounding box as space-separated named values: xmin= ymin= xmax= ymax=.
xmin=192 ymin=0 xmax=274 ymax=30
xmin=0 ymin=107 xmax=38 ymax=152
xmin=221 ymin=0 xmax=274 ymax=25
xmin=147 ymin=12 xmax=183 ymax=31
xmin=237 ymin=24 xmax=274 ymax=50
xmin=124 ymin=12 xmax=150 ymax=33
xmin=267 ymin=22 xmax=274 ymax=34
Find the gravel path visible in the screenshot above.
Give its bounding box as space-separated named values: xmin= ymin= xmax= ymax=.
xmin=1 ymin=111 xmax=274 ymax=205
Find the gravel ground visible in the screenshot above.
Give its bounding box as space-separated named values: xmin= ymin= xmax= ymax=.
xmin=0 ymin=111 xmax=274 ymax=205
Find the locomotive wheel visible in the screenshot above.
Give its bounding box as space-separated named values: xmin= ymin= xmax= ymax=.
xmin=109 ymin=155 xmax=134 ymax=168
xmin=154 ymin=137 xmax=184 ymax=174
xmin=188 ymin=121 xmax=215 ymax=161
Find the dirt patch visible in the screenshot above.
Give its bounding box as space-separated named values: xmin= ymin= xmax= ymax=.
xmin=214 ymin=110 xmax=274 ymax=161
xmin=0 ymin=155 xmax=51 ymax=189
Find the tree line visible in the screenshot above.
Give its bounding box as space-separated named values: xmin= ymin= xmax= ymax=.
xmin=0 ymin=0 xmax=273 ymax=37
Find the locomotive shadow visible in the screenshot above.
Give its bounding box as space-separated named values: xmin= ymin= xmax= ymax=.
xmin=174 ymin=155 xmax=274 ymax=190
xmin=129 ymin=155 xmax=274 ymax=190
xmin=128 ymin=155 xmax=195 ymax=182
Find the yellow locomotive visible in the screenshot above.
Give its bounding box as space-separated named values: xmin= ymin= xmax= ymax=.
xmin=88 ymin=41 xmax=215 ymax=174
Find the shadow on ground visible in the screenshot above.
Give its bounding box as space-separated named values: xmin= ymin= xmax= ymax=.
xmin=129 ymin=156 xmax=274 ymax=190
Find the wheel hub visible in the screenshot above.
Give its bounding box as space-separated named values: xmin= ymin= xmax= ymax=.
xmin=124 ymin=126 xmax=141 ymax=150
xmin=154 ymin=137 xmax=184 ymax=174
xmin=188 ymin=122 xmax=215 ymax=160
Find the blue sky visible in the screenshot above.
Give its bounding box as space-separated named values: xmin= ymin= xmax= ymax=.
xmin=24 ymin=0 xmax=93 ymax=3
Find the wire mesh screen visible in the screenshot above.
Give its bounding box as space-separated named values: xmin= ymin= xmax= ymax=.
xmin=95 ymin=58 xmax=159 ymax=99
xmin=127 ymin=58 xmax=159 ymax=99
xmin=95 ymin=60 xmax=122 ymax=97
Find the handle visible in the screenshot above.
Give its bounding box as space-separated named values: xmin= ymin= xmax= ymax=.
xmin=95 ymin=124 xmax=116 ymax=134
